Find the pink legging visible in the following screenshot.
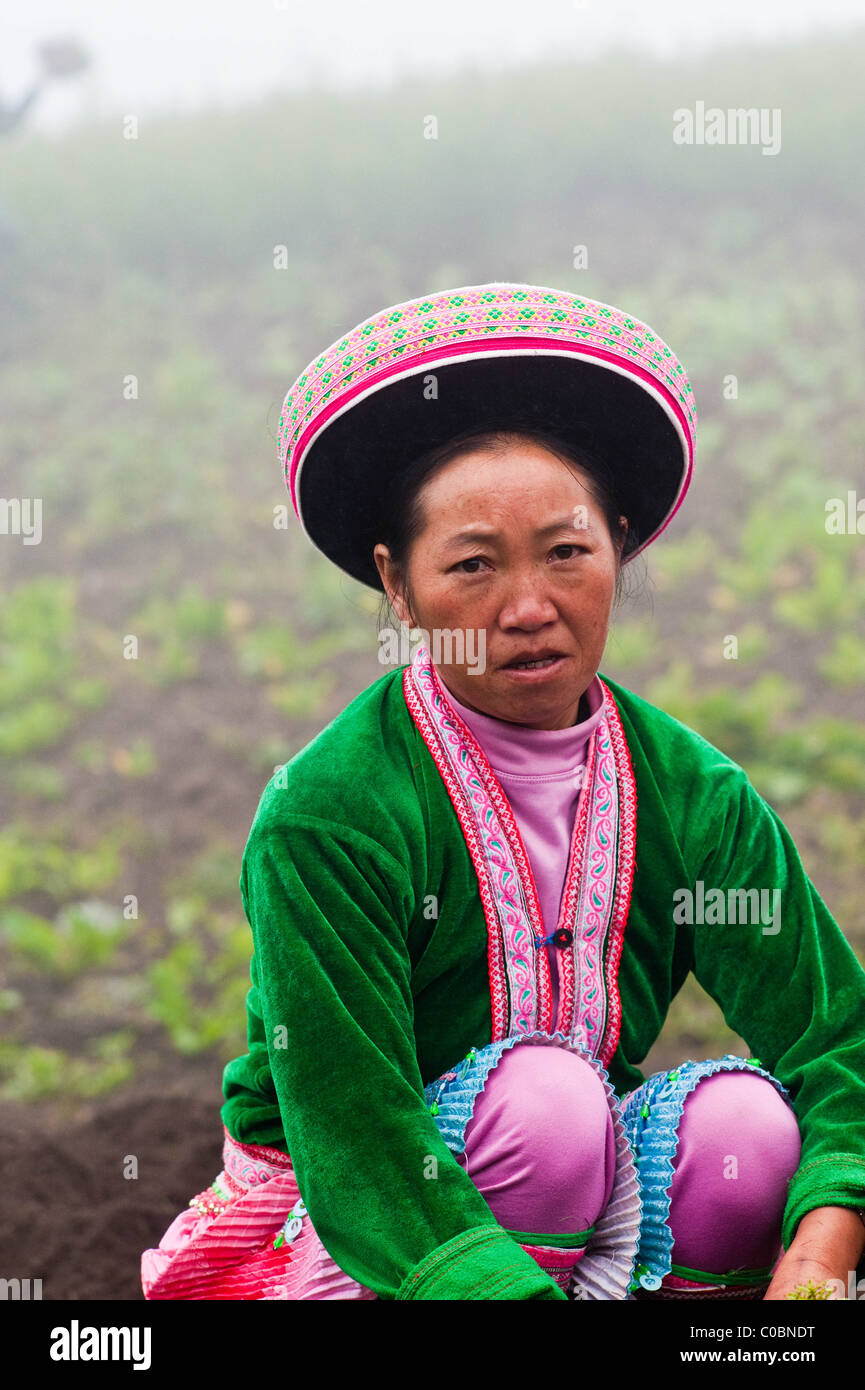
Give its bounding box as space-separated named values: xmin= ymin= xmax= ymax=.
xmin=456 ymin=1045 xmax=802 ymax=1275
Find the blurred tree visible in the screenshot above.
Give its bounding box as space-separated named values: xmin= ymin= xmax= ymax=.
xmin=0 ymin=38 xmax=91 ymax=250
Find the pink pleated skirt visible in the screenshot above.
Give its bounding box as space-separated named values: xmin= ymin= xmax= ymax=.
xmin=141 ymin=1127 xmax=378 ymax=1300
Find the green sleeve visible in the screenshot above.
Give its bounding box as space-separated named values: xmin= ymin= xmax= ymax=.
xmin=239 ymin=807 xmax=567 ymax=1301
xmin=686 ymin=759 xmax=865 ymax=1252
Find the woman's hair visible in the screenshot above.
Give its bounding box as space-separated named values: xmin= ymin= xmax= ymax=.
xmin=375 ymin=425 xmax=645 ymax=630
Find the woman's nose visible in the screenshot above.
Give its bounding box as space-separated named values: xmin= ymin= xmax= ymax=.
xmin=496 ymin=573 xmax=560 ymax=626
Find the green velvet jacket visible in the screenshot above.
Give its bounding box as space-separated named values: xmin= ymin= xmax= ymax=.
xmin=221 ymin=663 xmax=865 ymax=1300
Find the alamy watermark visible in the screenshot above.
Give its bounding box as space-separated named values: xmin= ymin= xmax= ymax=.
xmin=673 ymin=102 xmax=781 ymax=156
xmin=673 ymin=881 xmax=781 ymax=935
xmin=49 ymin=1320 xmax=151 ymax=1370
xmin=0 ymin=1276 xmax=42 ymax=1299
xmin=0 ymin=497 xmax=42 ymax=544
xmin=825 ymin=491 xmax=865 ymax=534
xmin=378 ymin=624 xmax=486 ymax=673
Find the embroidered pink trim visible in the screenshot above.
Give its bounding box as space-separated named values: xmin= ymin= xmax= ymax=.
xmin=518 ymin=1242 xmax=588 ymax=1290
xmin=221 ymin=1126 xmax=294 ymax=1186
xmin=288 ymin=334 xmax=695 ymax=516
xmin=402 ymin=645 xmax=636 ymax=1062
xmin=595 ymin=682 xmax=637 ymax=1065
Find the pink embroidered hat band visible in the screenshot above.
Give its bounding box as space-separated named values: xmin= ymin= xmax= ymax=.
xmin=277 ymin=282 xmax=697 ymax=591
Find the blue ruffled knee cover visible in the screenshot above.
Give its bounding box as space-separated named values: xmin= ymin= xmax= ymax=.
xmin=423 ymin=1030 xmax=644 ymax=1299
xmin=620 ymin=1053 xmax=792 ymax=1296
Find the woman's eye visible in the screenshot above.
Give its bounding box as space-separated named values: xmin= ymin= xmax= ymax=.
xmin=454 ymin=557 xmax=486 ymax=573
xmin=453 ymin=546 xmax=585 ymax=573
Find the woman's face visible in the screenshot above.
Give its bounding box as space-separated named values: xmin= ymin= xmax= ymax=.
xmin=374 ymin=439 xmax=626 ymax=730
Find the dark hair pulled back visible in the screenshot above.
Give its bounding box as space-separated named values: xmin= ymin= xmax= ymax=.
xmin=375 ymin=425 xmax=643 ymax=630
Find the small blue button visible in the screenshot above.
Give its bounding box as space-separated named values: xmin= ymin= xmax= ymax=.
xmin=639 ymin=1271 xmax=663 ymax=1291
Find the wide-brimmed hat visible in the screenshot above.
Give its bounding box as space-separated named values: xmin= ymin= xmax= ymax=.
xmin=277 ymin=282 xmax=697 ymax=591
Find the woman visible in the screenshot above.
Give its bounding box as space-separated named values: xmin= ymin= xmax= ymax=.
xmin=141 ymin=282 xmax=865 ymax=1301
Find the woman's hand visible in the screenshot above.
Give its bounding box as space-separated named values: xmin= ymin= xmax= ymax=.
xmin=763 ymin=1206 xmax=865 ymax=1300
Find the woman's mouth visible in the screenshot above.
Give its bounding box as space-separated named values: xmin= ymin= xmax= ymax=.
xmin=501 ymin=654 xmax=567 ymax=679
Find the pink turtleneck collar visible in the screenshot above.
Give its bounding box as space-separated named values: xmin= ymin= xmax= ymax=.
xmin=436 ymin=671 xmax=607 ymax=778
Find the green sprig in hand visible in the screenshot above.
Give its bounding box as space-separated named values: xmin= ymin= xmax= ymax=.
xmin=785 ymin=1277 xmax=837 ymax=1300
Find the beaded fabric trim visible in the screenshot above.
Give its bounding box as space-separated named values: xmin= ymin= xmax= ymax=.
xmin=191 ymin=1131 xmax=312 ymax=1259
xmin=634 ymin=1283 xmax=766 ymax=1301
xmin=187 ymin=1129 xmax=296 ymax=1218
xmin=403 ymin=642 xmax=636 ymax=1061
xmin=525 ymin=1243 xmax=588 ymax=1291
